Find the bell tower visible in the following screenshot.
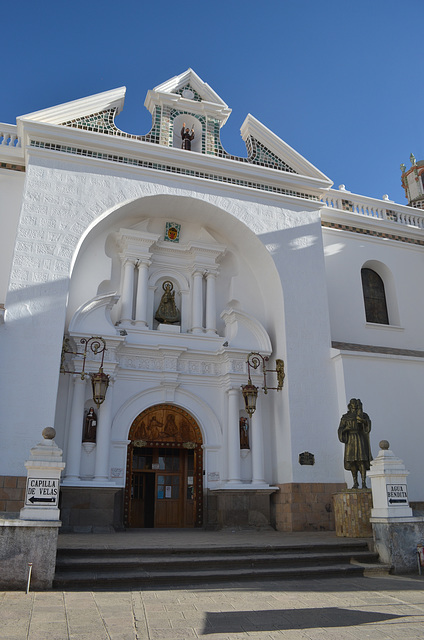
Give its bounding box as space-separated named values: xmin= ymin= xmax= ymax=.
xmin=400 ymin=153 xmax=424 ymax=209
xmin=143 ymin=68 xmax=231 ymax=155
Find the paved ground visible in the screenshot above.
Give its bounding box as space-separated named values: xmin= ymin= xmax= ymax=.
xmin=1 ymin=573 xmax=424 ymax=640
xmin=2 ymin=530 xmax=424 ymax=639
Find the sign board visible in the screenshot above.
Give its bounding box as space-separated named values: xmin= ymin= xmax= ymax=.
xmin=25 ymin=478 xmax=59 ymax=507
xmin=386 ymin=483 xmax=408 ymax=506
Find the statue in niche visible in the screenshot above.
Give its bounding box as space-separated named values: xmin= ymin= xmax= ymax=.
xmin=155 ymin=281 xmax=181 ymax=324
xmin=338 ymin=398 xmax=372 ymax=489
xmin=181 ymin=122 xmax=195 ymax=150
xmin=83 ymin=407 xmax=97 ymax=443
xmin=239 ymin=417 xmax=250 ymax=449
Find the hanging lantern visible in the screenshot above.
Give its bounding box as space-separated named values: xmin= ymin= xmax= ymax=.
xmin=90 ymin=367 xmax=109 ymax=408
xmin=241 ymin=381 xmax=259 ymax=417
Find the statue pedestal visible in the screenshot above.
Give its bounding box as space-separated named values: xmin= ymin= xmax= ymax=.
xmin=157 ymin=323 xmax=180 ymax=333
xmin=333 ymin=490 xmax=372 ymax=537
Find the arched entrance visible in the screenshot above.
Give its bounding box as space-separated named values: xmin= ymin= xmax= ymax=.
xmin=124 ymin=404 xmax=203 ymax=528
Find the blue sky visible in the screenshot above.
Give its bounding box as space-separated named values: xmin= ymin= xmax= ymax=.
xmin=2 ymin=0 xmax=422 ymax=204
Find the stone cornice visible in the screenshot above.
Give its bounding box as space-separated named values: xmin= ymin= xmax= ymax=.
xmin=144 ymin=90 xmax=232 ymax=124
xmin=21 ymin=119 xmax=330 ymax=199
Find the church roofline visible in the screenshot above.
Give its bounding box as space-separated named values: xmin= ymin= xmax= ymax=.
xmin=241 ymin=114 xmax=332 ymax=186
xmin=152 ymin=68 xmax=228 ymax=108
xmin=16 ymin=87 xmax=126 ymax=127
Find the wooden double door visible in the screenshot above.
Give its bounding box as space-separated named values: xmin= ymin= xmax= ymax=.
xmin=125 ymin=404 xmax=203 ymax=528
xmin=129 ymin=446 xmax=195 ymax=528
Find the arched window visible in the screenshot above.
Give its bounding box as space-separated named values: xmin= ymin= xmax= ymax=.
xmin=361 ymin=268 xmax=389 ymax=324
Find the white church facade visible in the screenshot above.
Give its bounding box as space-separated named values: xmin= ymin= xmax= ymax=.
xmin=1 ymin=69 xmax=423 ymax=532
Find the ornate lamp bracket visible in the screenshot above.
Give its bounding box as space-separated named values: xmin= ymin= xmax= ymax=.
xmin=61 ymin=336 xmax=110 ymax=407
xmin=241 ymin=352 xmax=285 ymax=416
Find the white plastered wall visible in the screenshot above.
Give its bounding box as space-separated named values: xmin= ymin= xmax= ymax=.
xmin=0 ymin=151 xmax=343 ymax=489
xmin=323 ymin=228 xmax=424 ymax=349
xmin=0 ymin=170 xmax=25 ymax=301
xmin=324 ymin=227 xmax=424 ymax=499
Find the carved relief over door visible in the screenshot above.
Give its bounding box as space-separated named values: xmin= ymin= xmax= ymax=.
xmin=125 ymin=405 xmax=203 ymax=528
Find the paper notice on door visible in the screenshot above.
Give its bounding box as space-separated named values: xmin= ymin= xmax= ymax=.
xmin=165 ymin=486 xmax=172 ymax=498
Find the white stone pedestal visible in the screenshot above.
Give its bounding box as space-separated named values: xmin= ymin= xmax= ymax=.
xmin=20 ymin=427 xmax=66 ymax=521
xmin=369 ymin=440 xmax=424 ymax=572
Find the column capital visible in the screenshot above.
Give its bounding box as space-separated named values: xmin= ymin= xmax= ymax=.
xmin=119 ymin=254 xmax=137 ymax=266
xmin=204 ymin=269 xmax=219 ymax=278
xmin=137 ymin=259 xmax=151 ymax=269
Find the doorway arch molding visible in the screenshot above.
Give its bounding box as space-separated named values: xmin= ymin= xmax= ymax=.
xmin=111 ymin=385 xmax=222 ymax=446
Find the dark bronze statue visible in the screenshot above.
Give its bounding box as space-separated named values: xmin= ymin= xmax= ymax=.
xmin=83 ymin=407 xmax=97 ymax=443
xmin=181 ymin=122 xmax=195 ymax=150
xmin=338 ymin=398 xmax=372 ymax=489
xmin=155 ymin=281 xmax=181 ymax=324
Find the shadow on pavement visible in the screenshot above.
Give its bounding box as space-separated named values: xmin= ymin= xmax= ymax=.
xmin=202 ymin=606 xmax=407 ymax=633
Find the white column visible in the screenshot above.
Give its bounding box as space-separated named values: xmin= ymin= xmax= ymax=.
xmin=65 ymin=376 xmax=86 ymax=480
xmin=120 ymin=258 xmax=135 ymax=323
xmin=135 ymin=260 xmax=150 ymax=326
xmin=227 ymin=388 xmax=241 ymax=483
xmin=94 ymin=379 xmax=114 ymax=482
xmin=205 ymin=271 xmax=217 ymax=334
xmin=191 ymin=270 xmax=203 ymax=333
xmin=251 ymin=396 xmax=266 ymax=485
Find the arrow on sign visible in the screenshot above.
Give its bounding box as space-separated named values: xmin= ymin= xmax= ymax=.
xmin=389 ymin=498 xmax=407 ymax=504
xmin=28 ymin=496 xmax=56 ymax=504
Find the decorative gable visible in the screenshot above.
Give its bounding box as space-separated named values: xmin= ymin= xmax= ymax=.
xmin=16 ymin=70 xmax=331 ymax=190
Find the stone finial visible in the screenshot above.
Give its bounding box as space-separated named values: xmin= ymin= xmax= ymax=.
xmin=42 ymin=427 xmax=56 ymax=440
xmin=338 ymin=184 xmax=346 ymax=191
xmin=410 ymin=153 xmax=416 ymax=166
xmin=400 ymin=163 xmax=406 ymax=173
xmin=379 ymin=440 xmax=390 ymax=450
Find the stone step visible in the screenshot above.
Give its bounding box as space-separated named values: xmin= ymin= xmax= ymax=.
xmin=53 ymin=562 xmax=366 ymax=589
xmin=54 ymin=540 xmax=382 ymax=588
xmin=56 ymin=550 xmax=379 ymax=573
xmin=56 ymin=540 xmax=373 ymax=558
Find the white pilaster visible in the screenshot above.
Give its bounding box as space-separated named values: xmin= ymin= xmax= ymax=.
xmin=251 ymin=396 xmax=266 ymax=485
xmin=191 ymin=270 xmax=204 ymax=333
xmin=93 ymin=379 xmax=114 ymax=482
xmin=227 ymin=388 xmax=241 ymax=483
xmin=65 ymin=376 xmax=86 ymax=481
xmin=205 ymin=271 xmax=217 ymax=334
xmin=135 ymin=260 xmax=150 ymax=326
xmin=120 ymin=257 xmax=135 ymax=323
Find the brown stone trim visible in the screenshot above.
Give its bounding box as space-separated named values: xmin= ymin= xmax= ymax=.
xmin=332 ymin=341 xmax=424 ymax=358
xmin=0 ymin=476 xmax=26 ymax=513
xmin=322 ymin=220 xmax=424 ymax=246
xmin=271 ymin=482 xmax=346 ymax=532
xmin=0 ymin=162 xmax=25 ymax=172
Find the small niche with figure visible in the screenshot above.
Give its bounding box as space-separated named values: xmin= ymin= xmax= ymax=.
xmin=172 ymin=114 xmax=201 ymax=153
xmin=154 ymin=281 xmax=181 ymax=325
xmin=239 ymin=417 xmax=250 ymax=449
xmin=83 ymin=407 xmax=97 ymax=443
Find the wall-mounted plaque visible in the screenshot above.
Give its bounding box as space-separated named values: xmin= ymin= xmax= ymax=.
xmin=299 ymin=452 xmax=315 ymax=466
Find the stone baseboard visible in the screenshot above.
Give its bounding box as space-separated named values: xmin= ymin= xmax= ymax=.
xmin=60 ymin=487 xmax=124 ymax=532
xmin=206 ymin=489 xmax=276 ymax=529
xmin=271 ymin=483 xmax=347 ymax=532
xmin=0 ymin=476 xmax=26 ymax=513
